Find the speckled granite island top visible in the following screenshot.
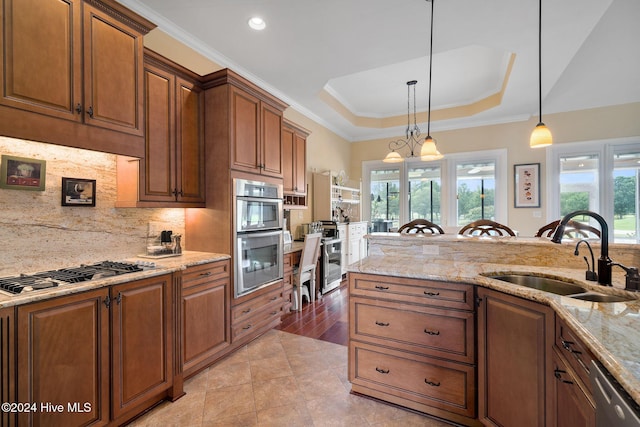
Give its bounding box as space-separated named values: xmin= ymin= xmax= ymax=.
xmin=0 ymin=251 xmax=229 ymax=309
xmin=351 ymin=233 xmax=640 ymax=406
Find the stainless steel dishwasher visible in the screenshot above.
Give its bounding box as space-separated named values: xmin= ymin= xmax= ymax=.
xmin=591 ymin=360 xmax=640 ymax=427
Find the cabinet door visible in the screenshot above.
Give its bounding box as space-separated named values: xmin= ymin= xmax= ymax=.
xmin=230 ymin=86 xmax=260 ymax=173
xmin=182 ymin=265 xmax=230 ymax=377
xmin=293 ymin=130 xmax=307 ymax=193
xmin=552 ymin=349 xmax=596 ymax=427
xmin=17 ymin=288 xmax=110 ymax=427
xmin=140 ymin=63 xmax=176 ymax=202
xmin=260 ymin=102 xmax=283 ymax=177
xmin=111 ymin=275 xmax=172 ymax=420
xmin=175 ymin=76 xmax=205 ymax=203
xmin=477 ymin=287 xmax=555 ymax=427
xmin=282 ymin=126 xmax=295 ymax=192
xmin=1 ymin=307 xmax=15 ymax=427
xmin=0 ymin=0 xmax=83 ymax=121
xmin=83 ymin=2 xmax=144 ymax=135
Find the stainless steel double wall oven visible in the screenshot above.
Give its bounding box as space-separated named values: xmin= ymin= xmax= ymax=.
xmin=233 ymin=178 xmax=284 ymax=298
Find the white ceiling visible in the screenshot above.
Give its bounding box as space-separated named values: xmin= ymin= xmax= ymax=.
xmin=120 ymin=0 xmax=640 ymax=142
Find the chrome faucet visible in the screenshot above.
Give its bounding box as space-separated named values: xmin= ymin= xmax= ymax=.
xmin=551 ymin=210 xmax=611 ymax=286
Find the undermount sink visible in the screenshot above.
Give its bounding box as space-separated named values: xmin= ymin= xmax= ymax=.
xmin=486 ymin=274 xmax=587 ymax=296
xmin=568 ymin=293 xmax=633 ymax=303
xmin=484 ymin=273 xmax=635 ymax=302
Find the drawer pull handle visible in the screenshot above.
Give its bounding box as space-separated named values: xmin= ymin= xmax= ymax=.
xmin=554 ymin=368 xmax=574 ymax=384
xmin=424 ymin=329 xmax=440 ymax=336
xmin=200 ymin=272 xmax=212 ymax=276
xmin=375 ymin=321 xmax=390 ymax=327
xmin=243 ymin=324 xmax=252 ymax=330
xmin=375 ymin=285 xmax=389 ymax=290
xmin=375 ymin=367 xmax=389 ymax=374
xmin=242 ymin=308 xmax=251 ymax=314
xmin=424 ymin=379 xmax=440 ymax=387
xmin=270 ymin=311 xmax=278 ymax=315
xmin=270 ymin=296 xmax=278 ymax=301
xmin=424 ymin=291 xmax=440 ymax=296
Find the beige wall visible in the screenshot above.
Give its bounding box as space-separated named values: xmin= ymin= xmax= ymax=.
xmin=351 ymin=102 xmax=640 ymax=236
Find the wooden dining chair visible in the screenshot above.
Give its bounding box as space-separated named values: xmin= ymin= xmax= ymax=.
xmin=458 ymin=219 xmax=516 ymax=237
xmin=535 ymin=220 xmax=601 ymax=239
xmin=292 ymin=232 xmax=322 ymax=311
xmin=397 ymin=219 xmax=445 ymax=234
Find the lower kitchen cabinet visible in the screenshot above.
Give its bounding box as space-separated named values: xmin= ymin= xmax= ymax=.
xmin=180 ymin=260 xmax=231 ymax=378
xmin=111 ymin=275 xmax=173 ymax=421
xmin=231 ymin=282 xmax=283 ymax=344
xmin=16 ymin=274 xmax=174 ymax=426
xmin=17 ymin=288 xmax=111 ymax=426
xmin=1 ymin=307 xmax=16 ymax=427
xmin=477 ymin=287 xmax=555 ymax=427
xmin=348 ymin=273 xmax=479 ymax=426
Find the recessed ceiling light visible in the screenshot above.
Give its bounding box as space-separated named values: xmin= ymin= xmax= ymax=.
xmin=248 ymin=17 xmax=266 ymax=30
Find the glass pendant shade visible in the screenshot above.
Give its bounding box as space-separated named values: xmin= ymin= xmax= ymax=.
xmin=530 ymin=122 xmax=552 ymax=148
xmin=383 ymin=150 xmax=403 ymax=163
xmin=420 ymin=136 xmax=443 ymax=160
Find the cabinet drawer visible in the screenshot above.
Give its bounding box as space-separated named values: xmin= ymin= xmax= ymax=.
xmin=182 ymin=260 xmax=230 ymax=289
xmin=351 ymin=298 xmax=475 ymax=364
xmin=350 ymin=341 xmax=475 ymax=418
xmin=232 ymin=286 xmax=282 ymax=324
xmin=231 ymin=305 xmax=282 ymax=342
xmin=556 ymin=318 xmax=596 ymax=395
xmin=350 ymin=273 xmax=474 ymax=310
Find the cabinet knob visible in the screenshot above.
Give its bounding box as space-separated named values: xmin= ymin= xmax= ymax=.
xmin=75 ymin=103 xmax=82 ymax=114
xmin=86 ymin=106 xmax=94 ymax=118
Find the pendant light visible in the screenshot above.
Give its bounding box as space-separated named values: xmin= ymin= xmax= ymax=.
xmin=383 ymin=80 xmax=422 ymax=163
xmin=530 ymin=0 xmax=552 ymax=148
xmin=420 ymin=0 xmax=443 ymax=161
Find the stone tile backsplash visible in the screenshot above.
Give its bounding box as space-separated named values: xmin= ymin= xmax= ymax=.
xmin=0 ymin=136 xmax=185 ymax=275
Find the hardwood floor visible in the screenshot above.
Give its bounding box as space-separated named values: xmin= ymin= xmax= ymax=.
xmin=276 ymin=279 xmax=349 ymax=346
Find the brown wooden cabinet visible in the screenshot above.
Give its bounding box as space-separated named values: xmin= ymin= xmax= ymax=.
xmin=16 ymin=274 xmax=173 ymax=426
xmin=201 ymin=68 xmax=287 ymax=180
xmin=0 ymin=0 xmax=155 ymax=156
xmin=180 ymin=260 xmax=231 ymax=378
xmin=1 ymin=306 xmax=16 ymax=427
xmin=348 ymin=273 xmax=478 ymax=426
xmin=231 ymin=282 xmax=283 ymax=344
xmin=117 ymin=50 xmax=205 ymax=207
xmin=552 ymin=318 xmax=596 ymax=427
xmin=17 ymin=288 xmax=111 ymax=427
xmin=110 ymin=275 xmax=173 ymax=421
xmin=477 ymin=287 xmax=555 ymax=427
xmin=282 ymin=120 xmax=309 ymax=207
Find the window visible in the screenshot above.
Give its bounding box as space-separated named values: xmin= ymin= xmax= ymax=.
xmin=363 ymin=149 xmax=507 ymax=231
xmin=547 ymin=138 xmax=640 ymax=243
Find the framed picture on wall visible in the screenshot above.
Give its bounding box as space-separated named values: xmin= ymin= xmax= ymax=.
xmin=0 ymin=155 xmax=46 ymax=191
xmin=514 ymin=163 xmax=540 ymax=208
xmin=62 ymin=177 xmax=96 ymax=207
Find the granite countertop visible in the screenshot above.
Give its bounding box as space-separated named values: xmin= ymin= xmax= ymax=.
xmin=0 ymin=251 xmax=230 ymax=309
xmin=347 ymin=255 xmax=640 ymax=406
xmin=284 ymin=241 xmax=305 ymax=254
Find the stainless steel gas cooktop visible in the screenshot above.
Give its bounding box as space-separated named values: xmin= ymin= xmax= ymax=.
xmin=0 ymin=261 xmax=146 ymax=295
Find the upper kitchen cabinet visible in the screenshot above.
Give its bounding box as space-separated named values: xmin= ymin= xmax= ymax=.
xmin=0 ymin=0 xmax=155 ymax=157
xmin=117 ymin=49 xmax=205 ymax=207
xmin=282 ymin=119 xmax=309 ymax=208
xmin=202 ymin=68 xmax=288 ymax=179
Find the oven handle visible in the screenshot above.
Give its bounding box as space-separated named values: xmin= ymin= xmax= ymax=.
xmin=237 ymin=229 xmax=283 ymax=239
xmin=236 ymin=196 xmax=284 ymax=205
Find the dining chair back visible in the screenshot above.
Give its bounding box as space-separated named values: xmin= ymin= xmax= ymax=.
xmin=292 ymin=232 xmax=322 ymax=311
xmin=458 ymin=219 xmax=516 ymax=237
xmin=535 ymin=220 xmax=601 ymax=239
xmin=397 ymin=219 xmax=445 ymax=234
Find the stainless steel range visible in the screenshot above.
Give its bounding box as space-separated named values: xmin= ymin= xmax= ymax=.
xmin=0 ymin=261 xmax=146 ymax=295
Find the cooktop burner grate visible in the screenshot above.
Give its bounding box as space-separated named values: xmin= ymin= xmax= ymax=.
xmin=0 ymin=261 xmax=146 ymax=295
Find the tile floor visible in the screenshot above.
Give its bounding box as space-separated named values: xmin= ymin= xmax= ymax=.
xmin=127 ymin=329 xmax=452 ymax=426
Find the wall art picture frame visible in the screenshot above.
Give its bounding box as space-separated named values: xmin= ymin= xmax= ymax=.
xmin=514 ymin=163 xmax=540 ymax=208
xmin=0 ymin=155 xmax=46 ymax=191
xmin=62 ymin=177 xmax=96 ymax=207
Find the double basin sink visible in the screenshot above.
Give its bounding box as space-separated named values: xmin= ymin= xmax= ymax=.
xmin=485 ymin=273 xmax=635 ymax=303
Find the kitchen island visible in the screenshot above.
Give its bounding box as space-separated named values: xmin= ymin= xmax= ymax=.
xmin=347 ymin=233 xmax=640 ymax=426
